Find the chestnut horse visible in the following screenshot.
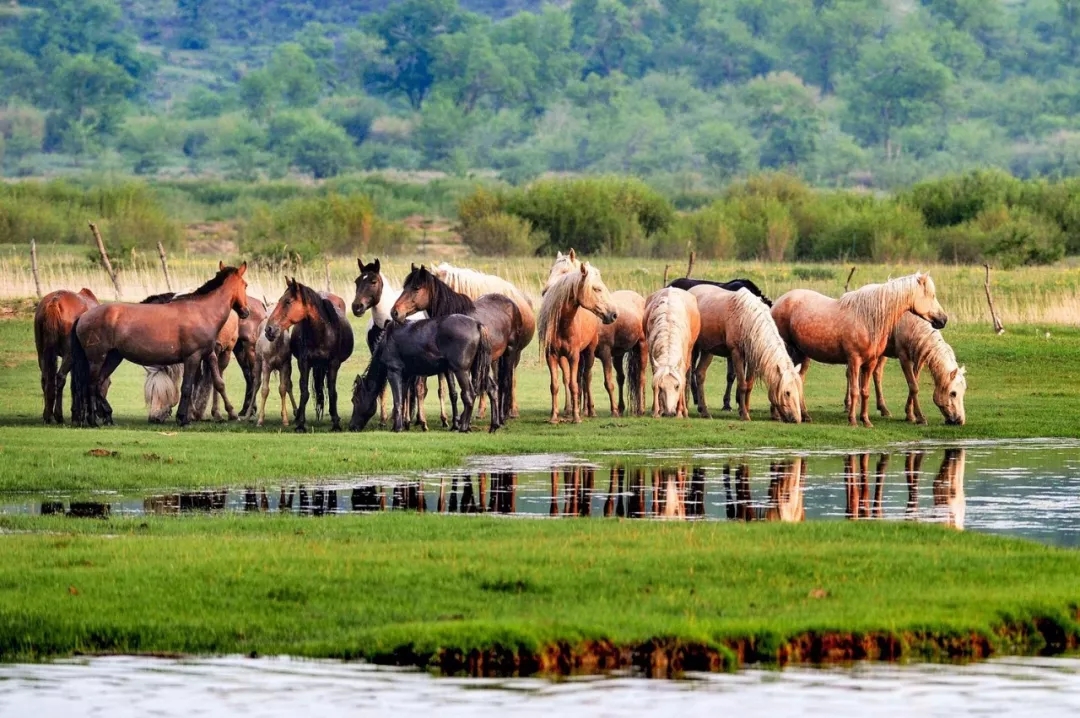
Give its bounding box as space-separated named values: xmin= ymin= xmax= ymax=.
xmin=265 ymin=278 xmax=354 ymax=432
xmin=34 ymin=288 xmax=99 ymax=424
xmin=642 ymin=287 xmax=700 ymax=418
xmin=771 ymin=273 xmax=948 ymax=427
xmin=537 ymin=262 xmax=618 ymax=423
xmin=68 ymin=263 xmax=249 ymax=426
xmin=391 ymin=264 xmax=523 ymax=427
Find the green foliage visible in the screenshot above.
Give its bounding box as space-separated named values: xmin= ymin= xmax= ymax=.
xmin=460 ymin=211 xmax=536 ymax=255
xmin=933 ymin=205 xmax=1067 ymax=267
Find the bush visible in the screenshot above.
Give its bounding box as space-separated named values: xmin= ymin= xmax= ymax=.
xmin=240 ymin=193 xmax=377 ymax=256
xmin=461 ymin=212 xmax=535 ymax=256
xmin=932 ymin=205 xmax=1065 ymax=267
xmin=457 ymin=186 xmax=504 ymax=229
xmin=903 ymin=170 xmax=1022 ymax=228
xmin=656 ymin=205 xmax=736 ymax=259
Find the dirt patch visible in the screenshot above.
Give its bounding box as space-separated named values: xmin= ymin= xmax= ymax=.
xmin=185 ymin=223 xmax=240 ymax=257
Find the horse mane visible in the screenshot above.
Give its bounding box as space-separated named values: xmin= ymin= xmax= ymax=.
xmin=838 ymin=274 xmax=927 ymax=345
xmin=403 ymin=266 xmax=475 ymax=317
xmin=729 ymin=288 xmax=796 ymax=381
xmin=646 ymin=289 xmax=692 ymax=378
xmin=294 ymin=282 xmax=342 ymax=327
xmin=141 ymin=292 xmax=177 ymax=305
xmin=190 ymin=266 xmax=240 ymax=296
xmin=898 ymin=314 xmax=959 ymax=384
xmin=435 ymin=262 xmax=532 ymax=308
xmin=543 ymin=253 xmax=581 ymax=292
xmin=669 ymin=278 xmax=772 ymax=306
xmin=538 ymin=266 xmax=593 ymax=350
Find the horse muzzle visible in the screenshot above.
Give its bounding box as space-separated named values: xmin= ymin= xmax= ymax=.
xmin=264 ymin=324 xmax=280 ymax=341
xmin=930 ymin=313 xmax=948 ymax=330
xmin=390 ymin=309 xmax=406 ymax=324
xmin=945 ymin=415 xmax=965 ymax=426
xmin=602 ymin=311 xmax=618 ymax=325
xmin=237 ymin=307 xmax=251 ymax=320
xmin=352 ymin=300 xmax=370 ymax=317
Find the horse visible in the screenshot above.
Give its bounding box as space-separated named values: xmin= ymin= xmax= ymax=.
xmin=391 ymin=264 xmax=523 ymax=428
xmin=243 ymin=316 xmax=298 ymax=427
xmin=931 ymin=448 xmax=966 ymax=529
xmin=537 ymin=261 xmax=619 ymax=423
xmin=643 ymin=287 xmax=700 ymax=418
xmin=669 ymin=276 xmax=773 ymax=412
xmin=68 ymin=263 xmax=249 ymax=427
xmin=265 ymin=278 xmax=354 ymax=432
xmin=34 ymin=288 xmax=99 ymax=424
xmin=865 ymin=312 xmax=967 ymax=425
xmin=543 ymin=250 xmax=647 ymax=418
xmin=233 ymin=297 xmax=268 ymax=417
xmin=770 ymin=273 xmax=948 ymax=427
xmin=352 ymin=257 xmax=434 ymax=429
xmin=432 ymin=261 xmax=536 ymax=418
xmin=688 ymin=286 xmax=803 ymax=423
xmin=349 ymin=315 xmax=498 ymax=433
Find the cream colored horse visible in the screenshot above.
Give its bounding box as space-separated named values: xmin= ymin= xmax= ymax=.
xmin=689 ymin=286 xmax=802 ymax=423
xmin=538 ymin=262 xmax=618 ymax=423
xmin=643 ymin=287 xmax=700 ymax=418
xmin=771 ymin=273 xmax=948 ymax=427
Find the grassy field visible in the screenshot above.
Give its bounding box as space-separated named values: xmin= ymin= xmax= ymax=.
xmin=1 ymin=515 xmax=1079 ymax=671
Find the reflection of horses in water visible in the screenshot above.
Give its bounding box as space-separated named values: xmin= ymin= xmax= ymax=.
xmin=904 ymin=449 xmax=966 ymax=529
xmin=723 ymin=460 xmax=806 ymax=522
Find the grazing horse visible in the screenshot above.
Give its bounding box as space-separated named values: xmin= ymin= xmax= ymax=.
xmin=538 ymin=262 xmax=618 ymax=423
xmin=352 ymin=257 xmax=433 ymax=429
xmin=349 ymin=315 xmax=498 ymax=433
xmin=265 ymin=279 xmax=354 ymax=432
xmin=34 ymin=288 xmax=99 ymax=424
xmin=233 ymin=297 xmax=268 ymax=417
xmin=669 ymin=276 xmax=773 ymax=412
xmin=771 ymin=273 xmax=948 ymax=427
xmin=68 ymin=263 xmax=249 ymax=427
xmin=391 ymin=264 xmax=523 ymax=428
xmin=688 ymin=286 xmax=803 ymax=423
xmin=432 ymin=261 xmax=536 ymax=418
xmin=543 ymin=250 xmax=647 ymax=418
xmin=643 ymin=287 xmax=700 ymax=418
xmin=243 ymin=316 xmax=298 ymax=427
xmin=865 ymin=312 xmax=967 ymax=425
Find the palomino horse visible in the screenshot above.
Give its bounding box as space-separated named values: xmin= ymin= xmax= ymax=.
xmin=670 ymin=276 xmax=772 ymax=412
xmin=543 ymin=250 xmax=647 ymax=417
xmin=724 ymin=459 xmax=806 ymax=522
xmin=69 ymin=263 xmax=249 ymax=426
xmin=643 ymin=287 xmax=700 ymax=418
xmin=432 ymin=262 xmax=536 ymax=418
xmin=688 ymin=286 xmax=803 ymax=423
xmin=233 ymin=297 xmax=268 ymax=417
xmin=352 ymin=257 xmax=434 ymax=429
xmin=865 ymin=312 xmax=966 ymax=425
xmin=265 ymin=279 xmax=354 ymax=432
xmin=391 ymin=264 xmax=523 ymax=427
xmin=34 ymin=288 xmax=99 ymax=424
xmin=538 ymin=262 xmax=618 ymax=423
xmin=771 ymin=273 xmax=948 ymax=427
xmin=349 ymin=314 xmax=497 ymax=433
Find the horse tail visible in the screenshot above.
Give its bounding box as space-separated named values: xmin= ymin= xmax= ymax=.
xmin=471 ymin=323 xmax=493 ymax=398
xmin=627 ymin=346 xmax=643 ymax=416
xmin=68 ymin=317 xmax=92 ymax=426
xmin=190 ymin=360 xmax=214 ymax=421
xmin=144 ymin=366 xmax=181 ymax=423
xmin=496 ymin=351 xmax=514 ymax=423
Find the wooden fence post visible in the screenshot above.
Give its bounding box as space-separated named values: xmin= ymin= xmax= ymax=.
xmin=30 ymin=239 xmax=42 ymax=300
xmin=88 ymin=222 xmax=122 ymax=300
xmin=324 ymin=258 xmax=332 ymax=293
xmin=156 ymin=241 xmax=173 ymax=292
xmin=662 ymin=264 xmax=670 ymax=287
xmin=844 ymin=266 xmax=857 ymax=292
xmin=685 ymin=248 xmax=696 ymax=278
xmin=983 ymin=264 xmax=1005 ymax=334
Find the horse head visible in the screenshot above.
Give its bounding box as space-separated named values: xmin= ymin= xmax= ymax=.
xmin=349 ymin=373 xmax=380 ymax=431
xmin=265 ymin=277 xmax=308 ymax=340
xmin=543 ymin=248 xmax=580 ymax=296
xmin=391 ymin=263 xmax=432 ymax=323
xmin=654 ymin=366 xmax=683 ymax=417
xmin=218 ymin=261 xmax=250 ymax=320
xmin=769 ymin=363 xmax=804 ymax=424
xmin=934 ymin=365 xmax=967 ymax=426
xmin=575 ymin=262 xmax=618 ymax=324
xmin=912 ymin=273 xmax=948 ymax=329
xmin=353 ymin=257 xmax=383 ymax=317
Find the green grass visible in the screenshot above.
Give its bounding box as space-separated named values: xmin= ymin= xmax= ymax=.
xmin=1 ymin=310 xmax=1079 ymax=492
xmin=1 ymin=515 xmax=1078 ymax=669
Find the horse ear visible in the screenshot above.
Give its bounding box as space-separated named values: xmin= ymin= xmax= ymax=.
xmin=949 ymin=367 xmax=959 ymax=381
xmin=556 ymin=251 xmax=564 ymax=260
xmin=373 ymin=258 xmax=380 ymax=274
xmin=219 ymin=260 xmax=225 ymax=271
xmin=238 ymin=262 xmax=247 ymax=277
xmin=569 ymin=249 xmax=576 ymax=261
xmin=959 ymin=365 xmax=966 ymax=376
xmin=357 ymin=257 xmax=364 ymax=271
xmin=411 ymin=262 xmax=417 ymax=272
xmin=793 ymin=363 xmax=802 ymax=373
xmin=580 ymin=262 xmax=588 ymax=276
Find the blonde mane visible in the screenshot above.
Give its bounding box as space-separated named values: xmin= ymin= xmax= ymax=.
xmin=544 ymin=252 xmax=581 ymax=291
xmin=730 ymin=288 xmax=797 ymax=382
xmin=838 ymin=273 xmax=929 ymax=344
xmin=898 ymin=314 xmax=960 ymax=384
xmin=434 ymin=262 xmax=532 ymax=308
xmin=538 ymin=266 xmax=596 ymax=350
xmin=647 ymin=289 xmax=693 ymax=380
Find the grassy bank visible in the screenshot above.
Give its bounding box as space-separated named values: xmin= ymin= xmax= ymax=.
xmin=0 ymin=515 xmax=1078 ymax=673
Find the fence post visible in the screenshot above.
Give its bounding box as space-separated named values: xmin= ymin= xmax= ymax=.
xmin=156 ymin=241 xmax=174 ymax=292
xmin=983 ymin=264 xmax=1005 ymax=335
xmin=662 ymin=264 xmax=670 ymax=287
xmin=685 ymin=248 xmax=696 ymax=278
xmin=844 ymin=266 xmax=857 ymax=292
xmin=30 ymin=239 xmax=42 ymax=300
xmin=88 ymin=221 xmax=122 ymax=300
xmin=324 ymin=258 xmax=332 ymax=293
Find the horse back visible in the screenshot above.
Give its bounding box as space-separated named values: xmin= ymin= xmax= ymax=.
xmin=688 ymin=286 xmax=734 ymax=355
xmin=772 ymin=289 xmax=855 ymax=364
xmin=474 ymin=294 xmax=520 ymax=357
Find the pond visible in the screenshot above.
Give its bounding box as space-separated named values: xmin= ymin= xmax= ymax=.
xmin=5 ymin=438 xmax=1080 ymax=547
xmin=3 ymin=655 xmax=1080 ymax=717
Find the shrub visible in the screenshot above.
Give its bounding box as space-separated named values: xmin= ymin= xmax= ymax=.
xmin=903 ymin=170 xmax=1022 ymax=228
xmin=931 ymin=205 xmax=1065 ymax=267
xmin=656 ymin=206 xmax=736 ymax=259
xmin=457 ymin=186 xmax=504 ymax=229
xmin=240 ymin=194 xmax=376 ymax=256
xmin=461 ymin=212 xmax=536 ymax=256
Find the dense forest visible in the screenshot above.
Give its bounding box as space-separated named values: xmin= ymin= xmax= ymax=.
xmin=5 ymin=0 xmax=1080 ymax=190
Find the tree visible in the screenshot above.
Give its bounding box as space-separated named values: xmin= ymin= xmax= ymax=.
xmin=268 ymin=43 xmax=320 ymax=107
xmin=570 ymin=0 xmax=653 ymax=78
xmin=176 ymin=0 xmax=213 ymax=50
xmin=695 ymin=121 xmax=756 ymax=180
xmin=44 ymin=53 xmax=134 ymax=155
xmin=743 ymin=72 xmax=822 ymax=168
xmin=289 ymin=121 xmax=355 ymax=178
xmin=784 ymin=0 xmax=886 ymax=94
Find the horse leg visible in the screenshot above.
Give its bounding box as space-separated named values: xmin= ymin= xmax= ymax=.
xmin=207 ymin=350 xmax=236 ymax=421
xmin=798 ymin=358 xmax=813 ymax=423
xmin=294 ymin=357 xmax=311 ymax=433
xmin=693 ymin=352 xmax=715 ymax=418
xmin=844 ymin=359 xmax=861 ymax=427
xmin=568 ymin=351 xmax=584 ymax=423
xmin=443 ymin=372 xmax=459 ymax=428
xmin=476 ymin=369 xmax=488 ymax=420
xmin=510 ymin=348 xmax=522 ymax=419
xmin=581 ymin=349 xmax=597 ymax=418
xmin=54 ymin=359 xmax=68 ymax=424
xmin=388 ymin=371 xmax=405 ymax=433
xmin=873 ymin=357 xmax=891 ymax=418
xmin=327 ymin=362 xmax=342 ymax=432
xmin=258 ymin=364 xmax=272 ymax=427
xmin=39 ymin=350 xmax=56 ymax=424
xmin=858 ymin=360 xmax=873 ymax=428
xmin=454 ymin=367 xmax=476 ymax=431
xmin=602 ymin=352 xmax=618 ymax=417
xmin=94 ymin=351 xmax=123 ymax=426
xmin=436 ymin=374 xmax=447 ymax=428
xmin=312 ymin=364 xmax=326 ymax=423
xmin=613 ymin=352 xmax=626 ymax=417
xmin=902 ymin=359 xmax=926 ymax=424
xmin=722 ymin=357 xmax=736 ymax=412
xmin=732 ymin=348 xmax=752 ymax=421
xmin=415 ymin=377 xmax=429 ymax=432
xmin=547 ymin=352 xmax=561 ymax=424
xmin=176 ymin=354 xmax=203 ymax=427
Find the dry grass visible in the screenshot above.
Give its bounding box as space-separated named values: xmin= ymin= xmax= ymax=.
xmin=2 ymin=247 xmax=1079 ymax=326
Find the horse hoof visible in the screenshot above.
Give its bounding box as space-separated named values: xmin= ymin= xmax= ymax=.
xmin=862 ymin=419 xmax=874 ymax=428
xmin=698 ymin=410 xmax=711 ymax=420
xmin=294 ymin=425 xmax=308 ymax=434
xmin=331 ymin=423 xmax=342 ymax=433
xmin=721 ymin=405 xmax=732 ymax=412
xmin=548 ymin=417 xmax=560 ymax=425
xmin=419 ymin=422 xmax=429 ymax=432
xmin=880 ymin=410 xmax=892 ymax=418
xmin=917 ymin=417 xmax=928 ymax=426
xmin=509 ymin=411 xmax=519 ymax=419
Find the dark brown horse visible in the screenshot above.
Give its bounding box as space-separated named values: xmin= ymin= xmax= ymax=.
xmin=69 ymin=263 xmax=249 ymax=427
xmin=391 ymin=264 xmax=522 ymax=426
xmin=34 ymin=288 xmax=99 ymax=424
xmin=265 ymin=278 xmax=354 ymax=432
xmin=234 ymin=297 xmax=268 ymax=417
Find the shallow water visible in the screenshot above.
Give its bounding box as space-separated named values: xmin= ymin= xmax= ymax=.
xmin=6 ymin=438 xmax=1080 ymax=546
xmin=4 ymin=655 xmax=1080 ymax=717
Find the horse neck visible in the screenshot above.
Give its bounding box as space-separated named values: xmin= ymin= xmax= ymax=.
xmin=371 ymin=278 xmax=399 ymax=326
xmin=846 ymin=281 xmax=919 ymax=347
xmin=428 ymin=281 xmax=475 ymax=318
xmin=185 ymin=282 xmax=237 ymax=332
xmin=918 ymin=330 xmax=958 ymax=386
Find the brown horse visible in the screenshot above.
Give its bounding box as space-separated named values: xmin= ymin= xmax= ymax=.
xmin=537 ymin=262 xmax=618 ymax=423
xmin=771 ymin=273 xmax=948 ymax=427
xmin=265 ymin=278 xmax=354 ymax=432
xmin=233 ymin=297 xmax=268 ymax=417
xmin=391 ymin=264 xmax=524 ymax=427
xmin=34 ymin=288 xmax=99 ymax=424
xmin=69 ymin=263 xmax=249 ymax=427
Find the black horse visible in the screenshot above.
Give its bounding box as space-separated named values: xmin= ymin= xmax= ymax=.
xmin=350 ymin=315 xmax=499 ymax=433
xmin=668 ymin=277 xmax=773 ymax=412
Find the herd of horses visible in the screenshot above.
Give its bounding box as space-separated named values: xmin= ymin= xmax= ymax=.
xmin=32 ymin=250 xmax=967 ymax=432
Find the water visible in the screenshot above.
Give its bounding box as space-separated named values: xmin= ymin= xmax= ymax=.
xmin=4 ymin=655 xmax=1080 ymax=717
